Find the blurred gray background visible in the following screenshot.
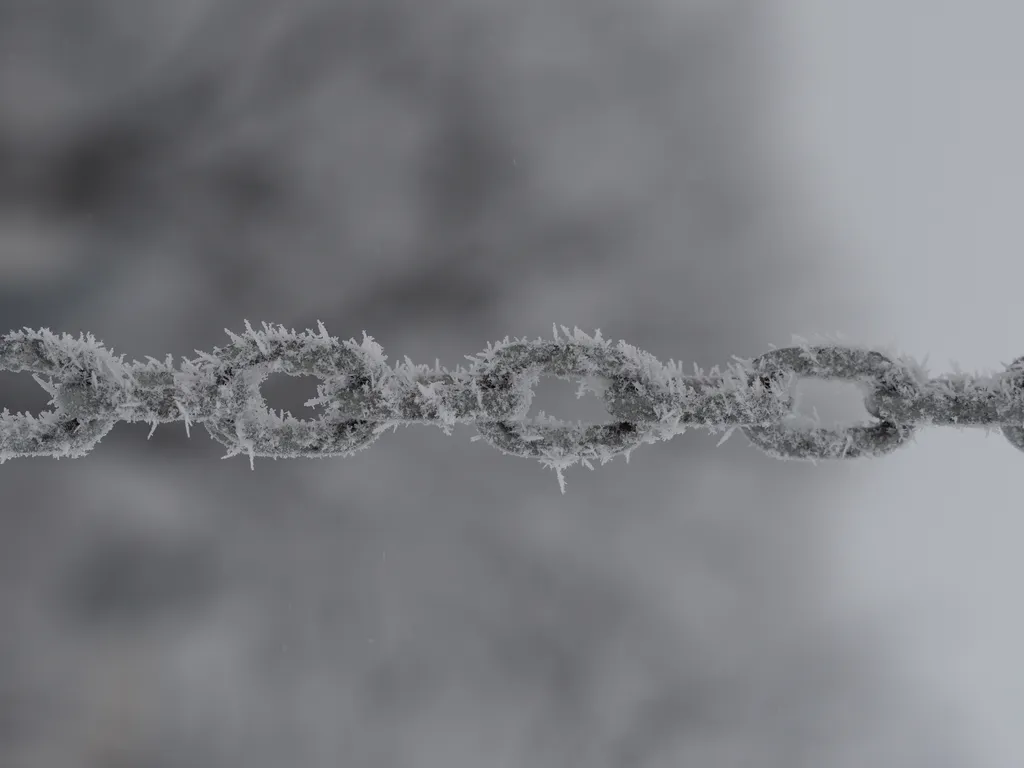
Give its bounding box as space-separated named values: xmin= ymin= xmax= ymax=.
xmin=0 ymin=0 xmax=992 ymax=766
xmin=781 ymin=3 xmax=1024 ymax=767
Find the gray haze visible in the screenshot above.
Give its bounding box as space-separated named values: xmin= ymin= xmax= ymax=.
xmin=0 ymin=1 xmax=973 ymax=766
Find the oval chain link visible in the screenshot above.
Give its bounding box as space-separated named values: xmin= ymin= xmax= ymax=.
xmin=195 ymin=324 xmax=393 ymax=467
xmin=469 ymin=339 xmax=658 ymax=468
xmin=989 ymin=355 xmax=1024 ymax=455
xmin=740 ymin=346 xmax=922 ymax=460
xmin=0 ymin=329 xmax=132 ymax=461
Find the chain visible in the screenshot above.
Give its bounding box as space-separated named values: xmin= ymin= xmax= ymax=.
xmin=3 ymin=321 xmax=1024 ymax=492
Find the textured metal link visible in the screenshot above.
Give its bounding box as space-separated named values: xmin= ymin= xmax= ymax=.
xmin=0 ymin=330 xmax=132 ymax=459
xmin=3 ymin=321 xmax=1024 ymax=492
xmin=742 ymin=346 xmax=923 ymax=460
xmin=197 ymin=324 xmax=393 ymax=461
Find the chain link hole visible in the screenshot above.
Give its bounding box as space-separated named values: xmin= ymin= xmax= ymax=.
xmin=789 ymin=378 xmax=875 ymax=427
xmin=0 ymin=369 xmax=54 ymax=416
xmin=526 ymin=374 xmax=612 ymax=424
xmin=259 ymin=373 xmax=323 ymax=419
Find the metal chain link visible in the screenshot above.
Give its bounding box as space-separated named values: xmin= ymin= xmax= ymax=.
xmin=3 ymin=321 xmax=1024 ymax=492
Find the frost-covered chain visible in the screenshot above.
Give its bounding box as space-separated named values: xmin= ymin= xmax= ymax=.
xmin=3 ymin=321 xmax=1024 ymax=493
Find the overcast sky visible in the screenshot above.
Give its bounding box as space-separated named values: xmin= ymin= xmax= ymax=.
xmin=780 ymin=3 xmax=1024 ymax=765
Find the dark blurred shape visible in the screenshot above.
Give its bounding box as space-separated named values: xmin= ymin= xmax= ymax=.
xmin=60 ymin=530 xmax=219 ymax=631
